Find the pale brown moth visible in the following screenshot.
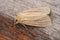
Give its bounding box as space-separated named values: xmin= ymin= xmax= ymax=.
xmin=15 ymin=7 xmax=51 ymax=27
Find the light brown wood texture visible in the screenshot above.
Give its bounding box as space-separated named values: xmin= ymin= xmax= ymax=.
xmin=0 ymin=0 xmax=60 ymax=40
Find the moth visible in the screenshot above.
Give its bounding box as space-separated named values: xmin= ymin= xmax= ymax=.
xmin=15 ymin=7 xmax=51 ymax=27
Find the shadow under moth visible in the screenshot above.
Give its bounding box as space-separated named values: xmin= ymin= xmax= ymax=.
xmin=15 ymin=7 xmax=52 ymax=27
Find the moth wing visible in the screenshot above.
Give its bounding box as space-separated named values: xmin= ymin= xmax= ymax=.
xmin=20 ymin=15 xmax=51 ymax=27
xmin=15 ymin=7 xmax=51 ymax=27
xmin=23 ymin=7 xmax=50 ymax=15
xmin=16 ymin=7 xmax=50 ymax=21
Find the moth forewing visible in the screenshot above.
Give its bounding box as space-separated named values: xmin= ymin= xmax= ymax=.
xmin=22 ymin=7 xmax=50 ymax=15
xmin=15 ymin=7 xmax=51 ymax=27
xmin=19 ymin=15 xmax=51 ymax=27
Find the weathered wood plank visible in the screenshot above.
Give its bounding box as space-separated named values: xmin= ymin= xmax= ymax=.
xmin=0 ymin=0 xmax=60 ymax=40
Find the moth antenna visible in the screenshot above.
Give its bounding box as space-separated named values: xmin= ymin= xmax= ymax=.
xmin=21 ymin=23 xmax=34 ymax=35
xmin=21 ymin=23 xmax=33 ymax=34
xmin=21 ymin=23 xmax=29 ymax=31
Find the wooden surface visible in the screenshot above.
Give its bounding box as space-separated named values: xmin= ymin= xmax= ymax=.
xmin=0 ymin=0 xmax=60 ymax=40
